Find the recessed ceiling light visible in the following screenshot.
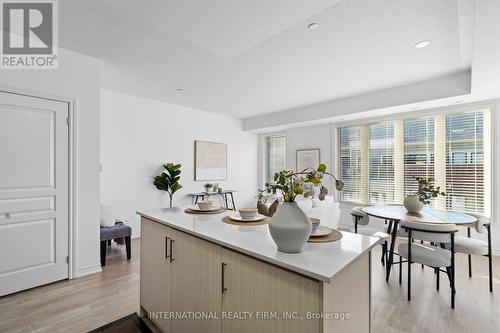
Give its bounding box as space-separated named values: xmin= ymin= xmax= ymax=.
xmin=176 ymin=88 xmax=184 ymax=92
xmin=415 ymin=40 xmax=430 ymax=48
xmin=308 ymin=23 xmax=319 ymax=31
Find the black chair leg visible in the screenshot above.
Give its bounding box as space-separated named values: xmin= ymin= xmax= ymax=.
xmin=467 ymin=227 xmax=472 ymax=278
xmin=436 ymin=269 xmax=440 ymax=291
xmin=107 ymin=239 xmax=111 ymax=246
xmin=125 ymin=236 xmax=131 ymax=260
xmin=381 ymin=243 xmax=386 ymax=266
xmin=100 ymin=241 xmax=107 ymax=266
xmin=399 ymin=256 xmax=402 ymax=285
xmin=468 ymin=255 xmax=472 ymax=278
xmin=487 ymin=224 xmax=493 ymax=292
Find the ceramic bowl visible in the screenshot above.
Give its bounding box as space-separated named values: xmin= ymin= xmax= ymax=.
xmin=198 ymin=201 xmax=215 ymax=210
xmin=309 ymin=218 xmax=320 ymax=231
xmin=238 ymin=208 xmax=258 ymax=219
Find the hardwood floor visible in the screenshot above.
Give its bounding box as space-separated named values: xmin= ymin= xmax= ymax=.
xmin=0 ymin=239 xmax=140 ymax=333
xmin=0 ymin=238 xmax=498 ymax=333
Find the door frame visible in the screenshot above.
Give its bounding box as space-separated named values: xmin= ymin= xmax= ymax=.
xmin=0 ymin=85 xmax=78 ymax=279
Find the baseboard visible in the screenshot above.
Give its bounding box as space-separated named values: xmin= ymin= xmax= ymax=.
xmin=75 ymin=263 xmax=102 ymax=278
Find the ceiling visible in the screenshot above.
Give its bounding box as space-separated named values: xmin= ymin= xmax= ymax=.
xmin=59 ymin=0 xmax=476 ymax=119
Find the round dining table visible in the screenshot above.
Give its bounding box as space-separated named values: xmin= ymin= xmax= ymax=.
xmin=362 ymin=205 xmax=478 ymax=281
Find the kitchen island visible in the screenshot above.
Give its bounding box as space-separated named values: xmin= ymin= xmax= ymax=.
xmin=137 ymin=207 xmax=378 ymax=333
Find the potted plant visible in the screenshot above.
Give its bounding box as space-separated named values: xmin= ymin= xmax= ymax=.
xmin=153 ymin=163 xmax=183 ymax=208
xmin=263 ymin=164 xmax=343 ymax=253
xmin=204 ymin=182 xmax=214 ymax=193
xmin=404 ymin=177 xmax=446 ymax=213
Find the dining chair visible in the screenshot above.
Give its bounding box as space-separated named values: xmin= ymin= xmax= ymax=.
xmin=350 ymin=207 xmax=390 ymax=265
xmin=445 ymin=213 xmax=493 ymax=292
xmin=398 ymin=219 xmax=458 ymax=308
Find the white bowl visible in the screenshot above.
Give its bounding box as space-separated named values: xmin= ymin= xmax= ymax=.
xmin=238 ymin=208 xmax=258 ymax=219
xmin=198 ymin=201 xmax=215 ymax=210
xmin=310 ymin=218 xmax=320 ymax=231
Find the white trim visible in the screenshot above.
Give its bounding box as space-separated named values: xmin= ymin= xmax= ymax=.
xmin=333 ymin=101 xmax=493 ymax=128
xmin=75 ymin=263 xmax=102 ymax=278
xmin=0 ymin=85 xmax=79 ymax=279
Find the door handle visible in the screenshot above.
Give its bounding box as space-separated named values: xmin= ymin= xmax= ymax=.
xmin=165 ymin=236 xmax=170 ymax=260
xmin=169 ymin=239 xmax=175 ymax=262
xmin=221 ymin=262 xmax=227 ymax=294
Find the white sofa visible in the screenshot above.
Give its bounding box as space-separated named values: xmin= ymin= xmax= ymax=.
xmin=295 ymin=195 xmax=340 ymax=229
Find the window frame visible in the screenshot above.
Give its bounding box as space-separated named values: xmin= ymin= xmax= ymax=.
xmin=263 ymin=133 xmax=287 ymax=187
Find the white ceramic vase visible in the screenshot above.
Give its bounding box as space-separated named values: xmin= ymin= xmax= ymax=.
xmin=403 ymin=195 xmax=424 ymax=213
xmin=268 ymin=202 xmax=312 ymax=253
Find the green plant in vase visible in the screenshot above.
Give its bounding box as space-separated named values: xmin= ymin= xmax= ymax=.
xmin=403 ymin=177 xmax=445 ymax=213
xmin=264 ymin=163 xmax=344 ymax=202
xmin=415 ymin=177 xmax=446 ymax=204
xmin=204 ymin=182 xmax=214 ymax=192
xmin=153 ymin=163 xmax=183 ymax=208
xmin=263 ymin=163 xmax=344 ymax=254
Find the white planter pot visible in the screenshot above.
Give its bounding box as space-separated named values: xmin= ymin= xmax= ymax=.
xmin=403 ymin=195 xmax=424 ymax=213
xmin=268 ymin=202 xmax=312 ymax=253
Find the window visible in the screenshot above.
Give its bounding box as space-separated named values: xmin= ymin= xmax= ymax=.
xmin=404 ymin=118 xmax=435 ymax=199
xmin=337 ymin=108 xmax=492 ymax=216
xmin=265 ymin=135 xmax=286 ymax=185
xmin=369 ymin=122 xmax=394 ymax=204
xmin=339 ymin=126 xmax=365 ymax=202
xmin=446 ymin=111 xmax=487 ymax=214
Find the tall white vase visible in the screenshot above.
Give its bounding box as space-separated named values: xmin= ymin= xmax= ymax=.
xmin=269 ymin=202 xmax=312 ymax=253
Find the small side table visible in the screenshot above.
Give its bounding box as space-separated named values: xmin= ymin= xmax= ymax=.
xmin=188 ymin=190 xmax=238 ymax=210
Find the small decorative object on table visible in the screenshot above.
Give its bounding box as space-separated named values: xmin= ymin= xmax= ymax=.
xmin=264 ymin=163 xmax=343 ymax=253
xmin=153 ymin=163 xmax=183 ymax=208
xmin=403 ymin=177 xmax=446 ymax=213
xmin=204 ymin=182 xmax=214 ymax=193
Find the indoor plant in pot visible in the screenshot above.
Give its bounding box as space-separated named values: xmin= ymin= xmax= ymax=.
xmin=153 ymin=163 xmax=183 ymax=208
xmin=263 ymin=164 xmax=343 ymax=253
xmin=404 ymin=177 xmax=445 ymax=213
xmin=204 ymin=182 xmax=214 ymax=193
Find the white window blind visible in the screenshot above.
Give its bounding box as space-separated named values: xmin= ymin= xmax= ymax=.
xmin=339 ymin=126 xmax=365 ymax=202
xmin=445 ymin=111 xmax=488 ymax=215
xmin=337 ymin=108 xmax=491 ymax=216
xmin=404 ymin=118 xmax=435 ymax=200
xmin=265 ymin=135 xmax=286 ymax=185
xmin=369 ymin=122 xmax=394 ymax=204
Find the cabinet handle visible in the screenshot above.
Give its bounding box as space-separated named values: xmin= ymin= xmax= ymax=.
xmin=165 ymin=237 xmax=170 ymax=260
xmin=221 ymin=262 xmax=227 ymax=294
xmin=169 ymin=239 xmax=175 ymax=262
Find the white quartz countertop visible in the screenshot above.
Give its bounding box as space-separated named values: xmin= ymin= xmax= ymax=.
xmin=137 ymin=207 xmax=378 ymax=283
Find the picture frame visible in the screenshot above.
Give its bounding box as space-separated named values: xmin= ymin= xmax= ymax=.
xmin=194 ymin=140 xmax=227 ymax=181
xmin=296 ymin=148 xmax=320 ymax=171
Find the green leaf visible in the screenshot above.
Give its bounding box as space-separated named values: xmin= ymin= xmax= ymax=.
xmin=317 ymin=163 xmax=327 ymax=173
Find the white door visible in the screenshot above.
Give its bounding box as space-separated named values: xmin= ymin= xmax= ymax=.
xmin=0 ymin=91 xmax=69 ymax=296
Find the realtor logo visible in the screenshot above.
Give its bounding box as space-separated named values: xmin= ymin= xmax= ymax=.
xmin=1 ymin=0 xmax=58 ymax=69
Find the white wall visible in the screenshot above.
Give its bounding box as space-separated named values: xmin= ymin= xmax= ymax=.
xmin=284 ymin=124 xmax=334 ymax=193
xmin=100 ymin=89 xmax=258 ymax=237
xmin=0 ymin=48 xmax=102 ymax=277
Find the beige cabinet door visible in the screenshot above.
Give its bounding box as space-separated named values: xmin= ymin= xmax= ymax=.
xmin=171 ymin=229 xmax=222 ymax=333
xmin=221 ymin=248 xmax=321 ymax=333
xmin=140 ymin=218 xmax=172 ymax=333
